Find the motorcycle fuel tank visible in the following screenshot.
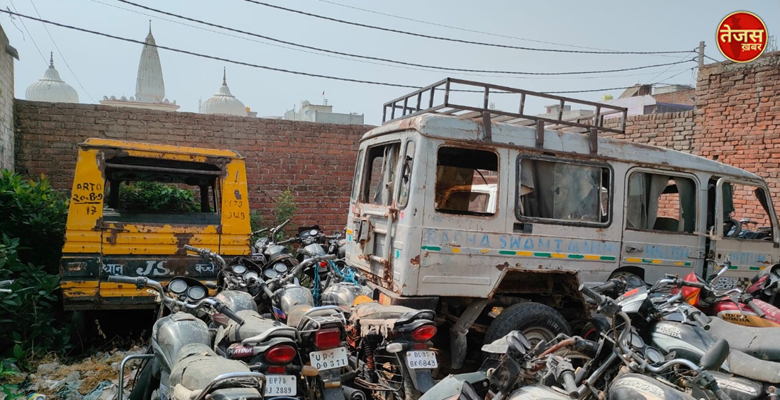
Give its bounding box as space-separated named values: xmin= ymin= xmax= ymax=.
xmin=152 ymin=312 xmax=212 ymax=372
xmin=507 ymin=384 xmax=574 ymax=400
xmin=648 ymin=320 xmax=714 ymax=364
xmin=213 ymin=290 xmax=258 ymax=327
xmin=608 ymin=374 xmax=696 ymax=400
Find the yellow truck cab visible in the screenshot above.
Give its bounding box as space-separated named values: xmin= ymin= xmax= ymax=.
xmin=60 ymin=138 xmax=251 ymax=310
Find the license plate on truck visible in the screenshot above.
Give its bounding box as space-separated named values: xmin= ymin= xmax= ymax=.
xmin=265 ymin=375 xmax=296 ymax=396
xmin=310 ymin=347 xmax=349 ymax=371
xmin=406 ymin=351 xmax=438 ymax=369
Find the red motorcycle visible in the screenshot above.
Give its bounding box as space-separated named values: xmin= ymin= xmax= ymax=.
xmin=678 ymin=259 xmax=780 ymax=327
xmin=746 ymin=263 xmax=780 ymax=307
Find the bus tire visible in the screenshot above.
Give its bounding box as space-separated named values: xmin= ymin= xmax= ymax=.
xmin=484 ymin=302 xmax=571 ymax=345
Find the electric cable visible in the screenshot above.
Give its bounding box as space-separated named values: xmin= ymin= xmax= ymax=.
xmin=28 ymin=0 xmax=97 ymax=102
xmin=0 ymin=9 xmax=696 ymax=96
xmin=118 ymin=0 xmax=695 ymax=76
xmin=243 ymin=0 xmax=694 ymax=55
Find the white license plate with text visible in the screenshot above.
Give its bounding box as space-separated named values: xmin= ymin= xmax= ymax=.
xmin=406 ymin=351 xmax=438 ymax=369
xmin=264 ymin=375 xmax=296 ymax=396
xmin=310 ymin=347 xmax=349 ymax=371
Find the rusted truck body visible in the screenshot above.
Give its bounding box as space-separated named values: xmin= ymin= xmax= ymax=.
xmin=343 ymin=78 xmax=780 ymax=368
xmin=60 ymin=138 xmax=251 ymax=310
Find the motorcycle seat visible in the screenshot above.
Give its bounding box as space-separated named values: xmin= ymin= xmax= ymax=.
xmin=226 ymin=310 xmax=297 ymax=344
xmin=351 ymin=302 xmax=435 ymax=326
xmin=726 ymin=349 xmax=780 ymax=384
xmin=170 ymin=343 xmax=262 ymax=397
xmin=708 ymin=317 xmax=780 ymax=361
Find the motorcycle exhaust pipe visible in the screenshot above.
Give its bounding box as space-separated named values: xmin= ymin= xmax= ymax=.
xmin=342 ymin=386 xmax=367 ymax=400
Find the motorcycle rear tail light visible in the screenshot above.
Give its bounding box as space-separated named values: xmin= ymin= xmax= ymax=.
xmin=266 ymin=345 xmax=296 ymax=364
xmin=314 ymin=327 xmax=341 ymax=349
xmin=266 ymin=365 xmax=286 ymax=374
xmin=411 ymin=325 xmax=437 ymax=342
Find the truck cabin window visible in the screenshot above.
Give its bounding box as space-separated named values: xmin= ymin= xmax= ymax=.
xmin=102 ymin=157 xmax=221 ymax=225
xmin=626 ymin=173 xmax=696 ymax=233
xmin=362 ymin=143 xmax=401 ymax=206
xmin=517 ymin=158 xmax=610 ymax=224
xmin=721 ymin=182 xmax=773 ymax=240
xmin=435 ymin=147 xmax=498 ymax=216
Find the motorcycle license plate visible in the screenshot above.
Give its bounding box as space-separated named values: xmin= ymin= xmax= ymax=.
xmin=264 ymin=375 xmax=296 ymax=396
xmin=406 ymin=351 xmax=437 ymax=369
xmin=309 ymin=347 xmax=349 ymax=371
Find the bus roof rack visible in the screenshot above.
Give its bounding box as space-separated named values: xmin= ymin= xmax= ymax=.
xmin=382 ymin=78 xmax=628 ymax=154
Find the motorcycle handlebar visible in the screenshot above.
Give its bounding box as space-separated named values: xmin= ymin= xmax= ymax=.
xmin=691 ymin=310 xmax=711 ymax=330
xmin=579 ymin=284 xmax=604 ymax=305
xmin=108 ymin=275 xmax=148 ymax=287
xmin=592 ymin=280 xmax=618 ymax=293
xmin=213 ymin=301 xmax=245 ymax=326
xmin=746 ymin=299 xmax=766 ymax=318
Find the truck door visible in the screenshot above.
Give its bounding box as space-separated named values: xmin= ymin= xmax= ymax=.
xmin=352 ymin=141 xmax=403 ymax=287
xmin=621 ymin=170 xmax=704 ymax=283
xmin=709 ymin=178 xmax=780 ymax=288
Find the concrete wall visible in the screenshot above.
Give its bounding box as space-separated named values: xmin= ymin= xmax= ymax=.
xmin=13 ymin=101 xmax=369 ymax=233
xmin=0 ymin=25 xmax=16 ymax=170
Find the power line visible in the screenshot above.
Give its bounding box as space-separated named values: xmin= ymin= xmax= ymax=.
xmin=27 ymin=0 xmax=96 ymax=102
xmin=0 ymin=8 xmax=420 ymax=89
xmin=7 ymin=0 xmax=47 ymax=64
xmin=646 ymin=52 xmax=694 ymax=84
xmin=118 ymin=0 xmax=694 ymax=76
xmin=0 ymin=9 xmax=695 ymax=98
xmin=704 ymin=54 xmax=719 ymax=62
xmin=242 ymin=0 xmax=694 ymax=55
xmin=316 ymin=0 xmax=616 ymax=52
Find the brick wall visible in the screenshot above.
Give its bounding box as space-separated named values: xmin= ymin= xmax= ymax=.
xmin=602 ymin=109 xmax=695 ymax=151
xmin=13 ymin=100 xmax=369 ymax=233
xmin=0 ymin=25 xmax=15 ymax=170
xmin=653 ymin=88 xmax=695 ymax=106
xmin=694 ymin=52 xmax=780 ymax=224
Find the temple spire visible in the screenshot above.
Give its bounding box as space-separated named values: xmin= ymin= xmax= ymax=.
xmin=49 ymin=51 xmax=54 ymax=67
xmin=222 ymin=67 xmax=227 ymax=85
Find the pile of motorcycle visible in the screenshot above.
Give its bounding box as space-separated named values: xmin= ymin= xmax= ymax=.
xmin=117 ymin=219 xmax=440 ymax=400
xmin=425 ymin=259 xmax=780 ymax=400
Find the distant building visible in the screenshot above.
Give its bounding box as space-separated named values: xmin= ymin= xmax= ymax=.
xmin=200 ymin=68 xmax=248 ymax=117
xmin=100 ymin=23 xmax=179 ymax=112
xmin=284 ymin=100 xmax=364 ymax=125
xmin=538 ymin=84 xmax=695 ymax=121
xmin=25 ymin=53 xmax=79 ymax=103
xmin=606 ymin=84 xmax=694 ymax=115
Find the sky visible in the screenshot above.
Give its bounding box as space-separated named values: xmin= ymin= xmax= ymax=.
xmin=2 ymin=0 xmax=779 ymax=125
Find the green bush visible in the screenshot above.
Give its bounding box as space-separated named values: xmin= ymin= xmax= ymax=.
xmin=0 ymin=236 xmax=71 ymax=362
xmin=117 ymin=181 xmax=200 ymax=213
xmin=0 ymin=171 xmax=68 ymax=274
xmin=274 ymin=189 xmax=297 ymax=239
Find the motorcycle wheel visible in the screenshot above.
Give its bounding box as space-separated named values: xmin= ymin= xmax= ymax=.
xmin=484 ymin=302 xmax=571 ymax=346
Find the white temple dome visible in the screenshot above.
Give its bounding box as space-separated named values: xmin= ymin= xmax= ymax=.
xmin=25 ymin=53 xmax=79 ymax=103
xmin=201 ymin=69 xmax=247 ymax=116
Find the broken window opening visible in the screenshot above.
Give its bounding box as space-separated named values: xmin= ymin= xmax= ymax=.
xmin=435 ymin=147 xmax=498 ymax=216
xmin=102 ymin=156 xmax=221 ymax=225
xmin=721 ymin=182 xmax=773 ymax=240
xmin=517 ymin=158 xmax=610 ymax=224
xmin=362 ymin=142 xmax=401 ymax=206
xmin=626 ymin=172 xmax=696 ymax=233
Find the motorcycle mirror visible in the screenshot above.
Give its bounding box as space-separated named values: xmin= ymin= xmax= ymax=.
xmin=507 ymin=331 xmax=531 ymax=355
xmin=700 ymin=338 xmax=730 ymax=370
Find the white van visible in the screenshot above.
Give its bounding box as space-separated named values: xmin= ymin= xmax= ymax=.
xmin=344 ymin=78 xmax=779 ymax=369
